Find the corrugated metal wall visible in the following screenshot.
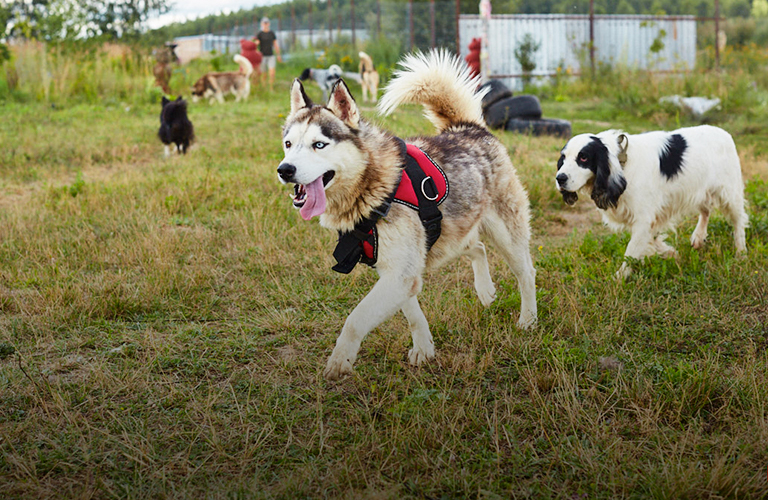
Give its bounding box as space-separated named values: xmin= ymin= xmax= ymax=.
xmin=460 ymin=14 xmax=697 ymax=90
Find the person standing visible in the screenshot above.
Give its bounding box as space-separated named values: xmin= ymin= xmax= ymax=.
xmin=254 ymin=17 xmax=282 ymax=91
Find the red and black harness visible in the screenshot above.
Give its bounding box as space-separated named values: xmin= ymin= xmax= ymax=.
xmin=331 ymin=138 xmax=449 ymax=274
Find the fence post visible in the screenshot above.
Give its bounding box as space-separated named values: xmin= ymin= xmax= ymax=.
xmin=309 ymin=0 xmax=313 ymax=46
xmin=455 ymin=0 xmax=460 ymax=54
xmin=480 ymin=0 xmax=490 ymax=82
xmin=714 ymin=0 xmax=720 ymax=69
xmin=377 ymin=0 xmax=381 ymax=37
xmin=291 ymin=2 xmax=296 ymax=49
xmin=327 ymin=0 xmax=332 ymax=44
xmin=409 ymin=0 xmax=414 ymax=51
xmin=352 ymin=0 xmax=356 ymax=47
xmin=430 ymin=0 xmax=436 ymax=48
xmin=589 ymin=0 xmax=595 ymax=76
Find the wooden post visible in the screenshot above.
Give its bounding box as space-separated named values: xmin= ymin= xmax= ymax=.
xmin=455 ymin=0 xmax=460 ymax=54
xmin=409 ymin=0 xmax=414 ymax=51
xmin=430 ymin=0 xmax=436 ymax=48
xmin=589 ymin=0 xmax=595 ymax=76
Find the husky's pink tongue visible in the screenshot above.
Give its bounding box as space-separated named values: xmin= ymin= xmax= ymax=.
xmin=299 ymin=177 xmax=327 ymax=220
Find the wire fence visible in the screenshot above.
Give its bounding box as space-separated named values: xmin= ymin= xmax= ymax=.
xmin=174 ymin=1 xmax=460 ymax=58
xmin=173 ymin=2 xmax=724 ymax=77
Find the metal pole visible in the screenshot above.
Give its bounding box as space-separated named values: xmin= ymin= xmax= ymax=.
xmin=291 ymin=2 xmax=296 ymax=48
xmin=714 ymin=0 xmax=721 ymax=69
xmin=589 ymin=0 xmax=595 ymax=76
xmin=351 ymin=0 xmax=356 ymax=47
xmin=309 ymin=0 xmax=313 ymax=46
xmin=377 ymin=0 xmax=381 ymax=37
xmin=430 ymin=0 xmax=436 ymax=48
xmin=327 ymin=0 xmax=332 ymax=44
xmin=479 ymin=0 xmax=490 ymax=83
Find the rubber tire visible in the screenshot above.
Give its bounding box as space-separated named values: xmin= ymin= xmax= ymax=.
xmin=504 ymin=118 xmax=572 ymax=138
xmin=479 ymin=79 xmax=513 ymax=110
xmin=483 ymin=95 xmax=542 ymax=129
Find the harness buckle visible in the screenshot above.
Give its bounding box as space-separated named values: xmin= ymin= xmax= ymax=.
xmin=371 ymin=199 xmax=392 ymax=218
xmin=421 ymin=212 xmax=443 ymax=249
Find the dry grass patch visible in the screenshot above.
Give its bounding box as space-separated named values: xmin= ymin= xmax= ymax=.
xmin=0 ymin=91 xmax=767 ymax=499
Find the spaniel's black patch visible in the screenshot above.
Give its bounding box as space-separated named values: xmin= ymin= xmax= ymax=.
xmin=659 ymin=133 xmax=687 ymax=179
xmin=576 ymin=136 xmax=608 ymax=172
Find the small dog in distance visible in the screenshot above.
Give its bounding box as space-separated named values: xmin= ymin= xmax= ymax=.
xmin=158 ymin=96 xmax=194 ymax=157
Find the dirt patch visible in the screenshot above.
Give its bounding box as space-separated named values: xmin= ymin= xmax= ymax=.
xmin=276 ymin=345 xmax=299 ymax=364
xmin=534 ymin=203 xmax=604 ymax=250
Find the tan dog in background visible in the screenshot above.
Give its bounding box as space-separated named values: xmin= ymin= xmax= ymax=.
xmin=191 ymin=54 xmax=253 ymax=104
xmin=358 ymin=51 xmax=380 ymax=103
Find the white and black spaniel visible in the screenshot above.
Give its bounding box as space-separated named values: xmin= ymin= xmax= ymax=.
xmin=555 ymin=125 xmax=747 ymax=277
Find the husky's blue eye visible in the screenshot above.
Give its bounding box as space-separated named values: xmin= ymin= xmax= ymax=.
xmin=313 ymin=142 xmax=327 ymax=150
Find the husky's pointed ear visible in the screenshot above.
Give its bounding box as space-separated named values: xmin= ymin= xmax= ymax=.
xmin=162 ymin=96 xmax=169 ymax=105
xmin=290 ymin=79 xmax=313 ymax=115
xmin=175 ymin=95 xmax=182 ymax=101
xmin=327 ymin=79 xmax=359 ymax=128
xmin=591 ymin=139 xmax=627 ymax=210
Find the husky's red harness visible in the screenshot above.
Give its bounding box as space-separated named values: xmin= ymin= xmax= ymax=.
xmin=332 ymin=138 xmax=448 ymax=274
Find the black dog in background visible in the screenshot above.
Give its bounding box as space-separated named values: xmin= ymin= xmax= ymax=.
xmin=158 ymin=96 xmax=194 ymax=157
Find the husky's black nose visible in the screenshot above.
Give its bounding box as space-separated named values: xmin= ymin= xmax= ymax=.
xmin=556 ymin=173 xmax=568 ymax=186
xmin=277 ymin=163 xmax=296 ymax=182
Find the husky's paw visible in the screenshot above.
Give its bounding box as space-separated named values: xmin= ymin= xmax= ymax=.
xmin=475 ymin=281 xmax=497 ymax=308
xmin=408 ymin=342 xmax=435 ymax=366
xmin=615 ymin=264 xmax=632 ymax=281
xmin=516 ymin=312 xmax=537 ymax=330
xmin=691 ymin=233 xmax=707 ymax=250
xmin=324 ymin=354 xmax=354 ymax=381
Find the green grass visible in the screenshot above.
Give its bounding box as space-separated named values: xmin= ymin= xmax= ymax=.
xmin=0 ymin=62 xmax=767 ymax=499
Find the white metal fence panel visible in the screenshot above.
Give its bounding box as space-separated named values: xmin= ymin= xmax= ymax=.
xmin=459 ymin=14 xmax=696 ymax=90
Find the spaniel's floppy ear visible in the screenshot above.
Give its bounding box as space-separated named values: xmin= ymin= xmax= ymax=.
xmin=289 ymin=78 xmax=313 ymax=115
xmin=327 ymin=79 xmax=360 ymax=129
xmin=590 ymin=138 xmax=627 ymax=210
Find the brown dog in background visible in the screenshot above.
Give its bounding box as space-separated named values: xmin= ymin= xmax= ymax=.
xmin=153 ymin=43 xmax=178 ymax=94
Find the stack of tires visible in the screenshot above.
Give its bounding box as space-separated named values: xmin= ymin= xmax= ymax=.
xmin=479 ymin=80 xmax=571 ymax=138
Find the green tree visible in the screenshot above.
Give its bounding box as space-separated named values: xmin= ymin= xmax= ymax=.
xmin=753 ymin=0 xmax=768 ymax=17
xmin=2 ymin=0 xmax=170 ymax=41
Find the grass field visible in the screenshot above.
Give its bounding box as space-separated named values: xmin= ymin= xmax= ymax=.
xmin=1 ymin=64 xmax=768 ymax=499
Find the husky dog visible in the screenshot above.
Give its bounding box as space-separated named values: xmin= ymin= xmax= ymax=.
xmin=191 ymin=54 xmax=253 ymax=104
xmin=278 ymin=50 xmax=537 ymax=380
xmin=556 ymin=126 xmax=747 ymax=278
xmin=158 ymin=96 xmax=194 ymax=157
xmin=358 ymin=51 xmax=380 ymax=103
xmin=298 ymin=64 xmax=343 ymax=102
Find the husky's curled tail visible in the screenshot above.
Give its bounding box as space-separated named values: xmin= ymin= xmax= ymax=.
xmin=378 ymin=50 xmax=486 ymax=133
xmin=234 ymin=53 xmax=254 ymax=78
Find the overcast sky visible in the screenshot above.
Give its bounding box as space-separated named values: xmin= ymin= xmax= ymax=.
xmin=147 ymin=0 xmax=276 ymax=29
